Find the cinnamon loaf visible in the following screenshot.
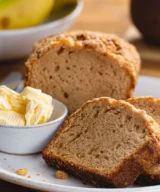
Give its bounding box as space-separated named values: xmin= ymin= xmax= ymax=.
xmin=25 ymin=31 xmax=141 ymax=114
xmin=43 ymin=97 xmax=160 ymax=188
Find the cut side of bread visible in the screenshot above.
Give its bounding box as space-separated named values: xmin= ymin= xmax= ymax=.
xmin=25 ymin=31 xmax=141 ymax=114
xmin=43 ymin=97 xmax=160 ymax=188
xmin=127 ymin=96 xmax=160 ymax=185
xmin=127 ymin=96 xmax=160 ymax=125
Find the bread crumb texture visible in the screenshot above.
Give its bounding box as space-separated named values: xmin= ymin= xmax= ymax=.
xmin=56 ymin=170 xmax=68 ymax=179
xmin=43 ymin=97 xmax=160 ymax=188
xmin=127 ymin=96 xmax=160 ymax=185
xmin=25 ymin=31 xmax=141 ymax=114
xmin=16 ymin=168 xmax=28 ymax=176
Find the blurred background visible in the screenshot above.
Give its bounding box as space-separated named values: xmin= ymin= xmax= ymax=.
xmin=1 ymin=0 xmax=160 ymax=191
xmin=0 ymin=0 xmax=160 ymax=78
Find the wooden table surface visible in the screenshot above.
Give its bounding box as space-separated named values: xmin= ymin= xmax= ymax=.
xmin=0 ymin=0 xmax=160 ymax=191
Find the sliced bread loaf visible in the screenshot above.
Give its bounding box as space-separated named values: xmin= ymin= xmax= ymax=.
xmin=127 ymin=96 xmax=160 ymax=185
xmin=43 ymin=97 xmax=160 ymax=188
xmin=25 ymin=31 xmax=140 ymax=114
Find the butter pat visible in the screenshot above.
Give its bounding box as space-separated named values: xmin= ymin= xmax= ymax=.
xmin=0 ymin=110 xmax=25 ymax=126
xmin=0 ymin=86 xmax=25 ymax=114
xmin=0 ymin=86 xmax=53 ymax=126
xmin=21 ymin=87 xmax=53 ymax=125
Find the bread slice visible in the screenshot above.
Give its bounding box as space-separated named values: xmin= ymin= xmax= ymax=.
xmin=25 ymin=31 xmax=141 ymax=114
xmin=43 ymin=97 xmax=160 ymax=188
xmin=127 ymin=96 xmax=160 ymax=185
xmin=137 ymin=164 xmax=160 ymax=186
xmin=127 ymin=96 xmax=160 ymax=125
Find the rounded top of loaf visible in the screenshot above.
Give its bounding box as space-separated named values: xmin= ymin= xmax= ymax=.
xmin=25 ymin=31 xmax=140 ymax=75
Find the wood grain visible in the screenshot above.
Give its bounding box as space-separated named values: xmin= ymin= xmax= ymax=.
xmin=0 ymin=0 xmax=160 ymax=191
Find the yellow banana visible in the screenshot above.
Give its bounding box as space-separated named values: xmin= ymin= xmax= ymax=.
xmin=0 ymin=0 xmax=55 ymax=29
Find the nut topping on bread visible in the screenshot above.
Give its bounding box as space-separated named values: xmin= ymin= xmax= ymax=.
xmin=25 ymin=31 xmax=141 ymax=113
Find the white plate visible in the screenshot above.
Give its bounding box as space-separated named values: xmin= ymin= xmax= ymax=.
xmin=0 ymin=0 xmax=83 ymax=60
xmin=1 ymin=75 xmax=160 ymax=192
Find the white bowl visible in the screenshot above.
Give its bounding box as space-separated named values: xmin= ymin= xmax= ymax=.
xmin=0 ymin=98 xmax=68 ymax=155
xmin=0 ymin=0 xmax=83 ymax=60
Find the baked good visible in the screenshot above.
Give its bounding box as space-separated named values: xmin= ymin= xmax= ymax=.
xmin=25 ymin=31 xmax=141 ymax=114
xmin=127 ymin=96 xmax=160 ymax=185
xmin=43 ymin=97 xmax=160 ymax=188
xmin=56 ymin=170 xmax=68 ymax=179
xmin=127 ymin=96 xmax=160 ymax=125
xmin=137 ymin=165 xmax=160 ymax=186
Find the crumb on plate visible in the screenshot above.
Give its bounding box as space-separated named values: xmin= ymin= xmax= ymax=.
xmin=56 ymin=170 xmax=68 ymax=179
xmin=16 ymin=168 xmax=28 ymax=176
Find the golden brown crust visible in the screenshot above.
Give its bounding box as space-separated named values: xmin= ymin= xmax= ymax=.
xmin=43 ymin=142 xmax=160 ymax=188
xmin=127 ymin=96 xmax=160 ymax=151
xmin=127 ymin=96 xmax=160 ymax=104
xmin=25 ymin=31 xmax=141 ymax=98
xmin=42 ymin=97 xmax=160 ymax=188
xmin=44 ymin=144 xmax=159 ymax=187
xmin=127 ymin=96 xmax=160 ymax=133
xmin=127 ymin=96 xmax=160 ymax=186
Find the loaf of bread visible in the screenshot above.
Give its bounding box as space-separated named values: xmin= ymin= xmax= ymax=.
xmin=128 ymin=96 xmax=160 ymax=185
xmin=43 ymin=97 xmax=160 ymax=188
xmin=25 ymin=31 xmax=141 ymax=114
